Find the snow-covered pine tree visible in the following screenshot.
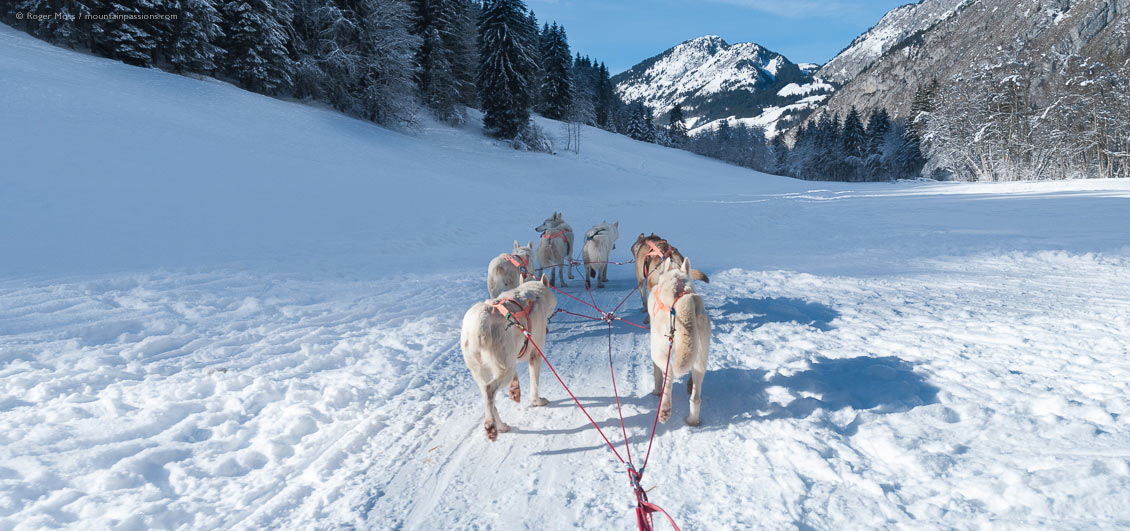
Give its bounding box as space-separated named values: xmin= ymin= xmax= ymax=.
xmin=167 ymin=0 xmax=224 ymax=73
xmin=13 ymin=0 xmax=94 ymax=48
xmin=625 ymin=101 xmax=655 ymax=142
xmin=414 ymin=0 xmax=477 ymax=124
xmin=595 ymin=62 xmax=616 ymax=131
xmin=477 ymin=0 xmax=538 ymax=138
xmin=220 ymin=0 xmax=293 ymax=94
xmin=355 ymin=0 xmax=420 ymax=124
xmin=539 ymin=22 xmax=572 ymax=120
xmin=92 ymin=0 xmax=161 ymax=66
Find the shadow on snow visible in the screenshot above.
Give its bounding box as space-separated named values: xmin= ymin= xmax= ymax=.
xmin=528 ymin=355 xmax=938 ymax=456
xmin=713 ymin=296 xmax=840 ymax=331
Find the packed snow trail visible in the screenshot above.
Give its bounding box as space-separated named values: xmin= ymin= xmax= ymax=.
xmin=4 ymin=23 xmax=1130 ymax=530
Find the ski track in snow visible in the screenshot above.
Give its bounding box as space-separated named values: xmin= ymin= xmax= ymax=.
xmin=3 ymin=251 xmax=1130 ymax=529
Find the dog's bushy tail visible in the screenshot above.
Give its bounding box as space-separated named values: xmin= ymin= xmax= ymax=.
xmin=690 ymin=269 xmax=709 ymax=283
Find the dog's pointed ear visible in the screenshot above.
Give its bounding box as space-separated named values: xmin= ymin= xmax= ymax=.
xmin=540 ymin=274 xmax=550 ymax=286
xmin=662 ymin=258 xmax=672 ymax=272
xmin=513 ymin=240 xmax=520 ymax=250
xmin=615 ymin=221 xmax=619 ymax=228
xmin=682 ymin=258 xmax=692 ymax=274
xmin=526 ymin=240 xmax=532 ymax=249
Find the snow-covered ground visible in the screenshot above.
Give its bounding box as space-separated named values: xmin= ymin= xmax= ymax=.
xmin=4 ymin=24 xmax=1130 ymax=530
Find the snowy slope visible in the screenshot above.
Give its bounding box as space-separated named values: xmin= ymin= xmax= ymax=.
xmin=612 ymin=35 xmax=830 ymax=138
xmin=5 ymin=23 xmax=1130 ymax=530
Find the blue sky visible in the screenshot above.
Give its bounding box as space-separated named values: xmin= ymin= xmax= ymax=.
xmin=526 ymin=0 xmax=914 ymax=74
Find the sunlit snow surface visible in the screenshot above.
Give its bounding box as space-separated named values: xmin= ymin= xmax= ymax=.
xmin=3 ymin=24 xmax=1130 ymax=530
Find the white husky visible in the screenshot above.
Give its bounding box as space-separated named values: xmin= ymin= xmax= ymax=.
xmin=461 ymin=275 xmax=558 ymax=441
xmin=535 ymin=212 xmax=574 ymax=287
xmin=582 ymin=221 xmax=619 ymax=288
xmin=647 ymin=257 xmax=711 ymax=426
xmin=487 ymin=240 xmax=534 ymax=297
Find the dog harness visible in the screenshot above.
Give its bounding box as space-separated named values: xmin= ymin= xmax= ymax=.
xmin=542 ymin=230 xmax=568 ymax=241
xmin=490 ymin=297 xmax=535 ymax=359
xmin=642 ymin=240 xmax=674 ymax=282
xmin=650 ymin=285 xmax=687 ymax=316
xmin=644 ymin=240 xmax=671 ymax=260
xmin=505 ymin=253 xmax=531 ymax=279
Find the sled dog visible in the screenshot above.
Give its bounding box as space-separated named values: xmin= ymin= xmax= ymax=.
xmin=631 ymin=233 xmax=709 ymax=321
xmin=535 ymin=212 xmax=574 ymax=287
xmin=647 ymin=257 xmax=711 ymax=426
xmin=460 ymin=275 xmax=557 ymax=441
xmin=487 ymin=240 xmax=534 ymax=297
xmin=582 ymin=221 xmax=619 ymax=288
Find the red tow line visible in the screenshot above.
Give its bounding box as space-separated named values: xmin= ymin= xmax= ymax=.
xmin=507 ymin=247 xmax=683 ymax=530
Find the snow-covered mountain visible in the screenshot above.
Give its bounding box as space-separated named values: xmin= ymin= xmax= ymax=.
xmin=612 ymin=35 xmax=832 ymax=138
xmin=807 ymin=0 xmax=1128 ymax=122
xmin=817 ymin=0 xmax=970 ymax=85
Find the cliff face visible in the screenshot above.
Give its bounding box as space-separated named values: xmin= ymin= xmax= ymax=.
xmin=810 ymin=0 xmax=1129 ymax=122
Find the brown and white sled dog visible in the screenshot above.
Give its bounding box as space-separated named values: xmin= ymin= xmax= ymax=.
xmin=631 ymin=233 xmax=709 ymax=322
xmin=460 ymin=275 xmax=557 ymax=441
xmin=535 ymin=212 xmax=574 ymax=287
xmin=647 ymin=257 xmax=710 ymax=426
xmin=582 ymin=221 xmax=619 ymax=288
xmin=487 ymin=240 xmax=534 ymax=297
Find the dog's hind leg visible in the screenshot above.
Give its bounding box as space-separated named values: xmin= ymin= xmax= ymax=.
xmin=509 ymin=374 xmax=521 ymax=403
xmin=686 ymin=368 xmax=704 ymax=426
xmin=527 ymin=351 xmax=548 ymax=407
xmin=481 ymin=369 xmax=513 ymax=441
xmin=652 ymin=362 xmax=664 ymax=396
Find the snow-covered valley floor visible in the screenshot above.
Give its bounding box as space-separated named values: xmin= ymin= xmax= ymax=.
xmin=3 ymin=24 xmax=1130 ymax=530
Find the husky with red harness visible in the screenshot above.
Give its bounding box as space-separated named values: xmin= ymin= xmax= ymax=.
xmin=647 ymin=257 xmax=711 ymax=426
xmin=460 ymin=274 xmax=558 ymax=441
xmin=486 ymin=240 xmax=534 ymax=297
xmin=535 ymin=212 xmax=575 ymax=287
xmin=631 ymin=233 xmax=710 ymax=323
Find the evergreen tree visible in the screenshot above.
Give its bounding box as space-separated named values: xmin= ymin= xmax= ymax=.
xmin=355 ymin=0 xmax=420 ymax=124
xmin=538 ymin=22 xmax=572 ymax=120
xmin=842 ymin=107 xmax=866 ymax=159
xmin=220 ymin=0 xmax=293 ymax=94
xmin=865 ymin=108 xmax=891 ymax=157
xmin=625 ymin=101 xmax=655 ymax=142
xmin=667 ymin=102 xmax=687 ymax=144
xmin=167 ymin=0 xmax=224 ymax=73
xmin=414 ymin=0 xmax=477 ymax=124
xmin=477 ymin=0 xmax=538 ymax=138
xmin=14 ymin=0 xmax=94 ymax=48
xmin=94 ymin=0 xmax=161 ymax=66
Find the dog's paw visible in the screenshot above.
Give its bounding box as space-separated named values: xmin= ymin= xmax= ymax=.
xmin=530 ymin=397 xmax=548 ymax=407
xmin=659 ymin=404 xmax=671 ymax=424
xmin=484 ymin=421 xmax=498 ymax=441
xmin=509 ymin=378 xmax=521 ymax=403
xmin=597 ymin=282 xmax=605 ymax=288
xmin=685 ymin=415 xmax=700 ymax=427
xmin=497 ymin=422 xmax=510 ymax=433
xmin=652 ymin=388 xmax=663 ymax=397
xmin=643 ymin=315 xmax=650 ymax=324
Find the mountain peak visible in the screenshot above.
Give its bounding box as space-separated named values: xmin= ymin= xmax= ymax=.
xmin=612 ymin=34 xmax=830 ymax=139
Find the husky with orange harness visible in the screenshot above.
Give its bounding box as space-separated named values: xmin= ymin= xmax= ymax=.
xmin=535 ymin=212 xmax=574 ymax=287
xmin=486 ymin=240 xmax=534 ymax=297
xmin=631 ymin=233 xmax=709 ymax=322
xmin=460 ymin=275 xmax=558 ymax=441
xmin=647 ymin=257 xmax=711 ymax=426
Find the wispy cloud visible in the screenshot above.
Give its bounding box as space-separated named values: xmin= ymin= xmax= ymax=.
xmin=706 ymin=0 xmax=855 ymax=18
